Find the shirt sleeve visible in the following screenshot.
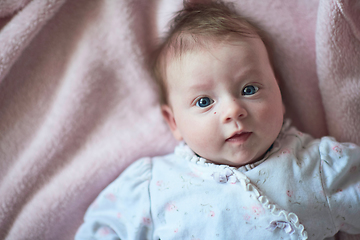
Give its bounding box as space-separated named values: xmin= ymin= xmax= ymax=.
xmin=75 ymin=158 xmax=153 ymax=240
xmin=319 ymin=137 xmax=360 ymax=234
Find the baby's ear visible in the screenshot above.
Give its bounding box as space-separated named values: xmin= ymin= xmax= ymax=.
xmin=161 ymin=105 xmax=183 ymax=141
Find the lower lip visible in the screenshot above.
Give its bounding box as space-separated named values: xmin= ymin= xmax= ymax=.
xmin=226 ymin=132 xmax=252 ymax=144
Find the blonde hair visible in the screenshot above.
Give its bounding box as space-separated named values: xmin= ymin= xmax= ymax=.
xmin=151 ymin=0 xmax=263 ymax=105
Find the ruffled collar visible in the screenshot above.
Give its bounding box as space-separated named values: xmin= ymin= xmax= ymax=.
xmin=174 ymin=119 xmax=291 ymax=173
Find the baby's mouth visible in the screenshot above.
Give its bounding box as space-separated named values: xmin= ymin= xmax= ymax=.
xmin=226 ymin=132 xmax=252 ymax=143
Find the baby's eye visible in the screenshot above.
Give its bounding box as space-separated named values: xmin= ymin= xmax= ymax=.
xmin=242 ymin=85 xmax=259 ymax=95
xmin=196 ymin=97 xmax=214 ymax=108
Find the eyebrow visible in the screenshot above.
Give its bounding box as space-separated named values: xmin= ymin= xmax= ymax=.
xmin=234 ymin=66 xmax=260 ymax=78
xmin=188 ymin=82 xmax=215 ymax=92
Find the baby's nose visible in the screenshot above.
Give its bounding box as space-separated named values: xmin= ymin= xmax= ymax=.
xmin=221 ymin=100 xmax=247 ymax=123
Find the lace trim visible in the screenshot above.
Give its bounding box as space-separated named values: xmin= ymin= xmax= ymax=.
xmin=174 ymin=119 xmax=291 ymax=172
xmin=233 ymin=171 xmax=308 ymax=239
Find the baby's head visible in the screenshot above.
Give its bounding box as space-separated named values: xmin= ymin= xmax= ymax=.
xmin=152 ymin=1 xmax=285 ymax=167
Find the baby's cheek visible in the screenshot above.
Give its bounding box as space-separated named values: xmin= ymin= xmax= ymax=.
xmin=187 ymin=125 xmax=220 ymax=157
xmin=185 ymin=126 xmax=208 ymax=147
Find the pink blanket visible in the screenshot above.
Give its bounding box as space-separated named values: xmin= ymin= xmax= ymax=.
xmin=0 ymin=0 xmax=359 ymax=239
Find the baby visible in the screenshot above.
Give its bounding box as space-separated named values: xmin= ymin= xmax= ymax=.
xmin=76 ymin=1 xmax=360 ymax=240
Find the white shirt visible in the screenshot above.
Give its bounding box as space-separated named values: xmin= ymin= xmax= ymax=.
xmin=75 ymin=122 xmax=360 ymax=240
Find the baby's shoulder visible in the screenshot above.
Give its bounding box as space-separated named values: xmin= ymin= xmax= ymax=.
xmin=318 ymin=136 xmax=360 ymax=159
xmin=277 ymin=125 xmax=360 ymax=173
xmin=117 ymin=152 xmax=181 ymax=183
xmin=280 ymin=122 xmax=360 ymax=155
xmin=118 ymin=157 xmax=153 ymax=181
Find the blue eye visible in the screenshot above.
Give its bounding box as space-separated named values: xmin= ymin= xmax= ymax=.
xmin=196 ymin=97 xmax=213 ymax=108
xmin=242 ymin=85 xmax=259 ymax=95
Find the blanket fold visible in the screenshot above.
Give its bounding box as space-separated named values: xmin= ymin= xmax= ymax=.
xmin=316 ymin=0 xmax=360 ymax=145
xmin=0 ymin=0 xmax=67 ymax=83
xmin=0 ymin=0 xmax=31 ymax=18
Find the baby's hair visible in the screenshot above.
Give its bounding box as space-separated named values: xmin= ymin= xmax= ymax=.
xmin=151 ymin=0 xmax=264 ymax=105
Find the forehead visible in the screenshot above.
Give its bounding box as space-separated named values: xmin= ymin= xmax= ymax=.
xmin=165 ymin=37 xmax=268 ymax=86
xmin=165 ymin=33 xmax=257 ymax=59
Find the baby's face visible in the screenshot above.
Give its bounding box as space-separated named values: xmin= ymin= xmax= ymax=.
xmin=162 ymin=37 xmax=284 ymax=167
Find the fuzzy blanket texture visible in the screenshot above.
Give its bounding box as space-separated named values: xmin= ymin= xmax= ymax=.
xmin=0 ymin=0 xmax=360 ymax=239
